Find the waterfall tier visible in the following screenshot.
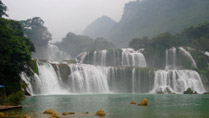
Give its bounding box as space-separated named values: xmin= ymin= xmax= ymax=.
xmin=22 ymin=47 xmax=207 ymax=95
xmin=77 ymin=48 xmax=147 ymax=67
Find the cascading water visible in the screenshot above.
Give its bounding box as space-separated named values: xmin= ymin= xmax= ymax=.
xmin=22 ymin=47 xmax=207 ymax=95
xmin=152 ymin=70 xmax=205 ymax=94
xmin=121 ymin=48 xmax=147 ymax=67
xmin=179 ymin=47 xmax=197 ymax=68
xmin=76 ymin=48 xmax=147 ymax=67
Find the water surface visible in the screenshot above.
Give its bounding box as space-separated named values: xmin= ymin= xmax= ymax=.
xmin=4 ymin=94 xmax=209 ymax=118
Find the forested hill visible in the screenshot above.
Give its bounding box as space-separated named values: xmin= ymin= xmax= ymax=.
xmin=84 ymin=0 xmax=209 ymax=47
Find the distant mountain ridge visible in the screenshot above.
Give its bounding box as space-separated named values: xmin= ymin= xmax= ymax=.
xmin=83 ymin=0 xmax=209 ymax=47
xmin=83 ymin=16 xmax=116 ymax=39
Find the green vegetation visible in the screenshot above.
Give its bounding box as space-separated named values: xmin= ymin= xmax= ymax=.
xmin=20 ymin=17 xmax=52 ymax=59
xmin=29 ymin=60 xmax=39 ymax=75
xmin=129 ymin=22 xmax=209 ymax=77
xmin=85 ymin=0 xmax=209 ymax=47
xmin=0 ymin=1 xmax=34 ymax=104
xmin=6 ymin=91 xmax=25 ymax=105
xmin=55 ymin=32 xmax=115 ymax=57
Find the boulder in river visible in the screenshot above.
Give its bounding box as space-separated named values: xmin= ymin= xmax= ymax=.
xmin=0 ymin=112 xmax=5 ymax=118
xmin=138 ymin=98 xmax=148 ymax=106
xmin=43 ymin=109 xmax=55 ymax=114
xmin=96 ymin=109 xmax=105 ymax=116
xmin=129 ymin=101 xmax=136 ymax=104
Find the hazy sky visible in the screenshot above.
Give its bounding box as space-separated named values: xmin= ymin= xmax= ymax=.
xmin=3 ymin=0 xmax=135 ymax=42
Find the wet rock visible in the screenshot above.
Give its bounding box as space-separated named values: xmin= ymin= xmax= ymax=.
xmin=204 ymin=92 xmax=209 ymax=94
xmin=43 ymin=109 xmax=55 ymax=114
xmin=96 ymin=109 xmax=105 ymax=116
xmin=129 ymin=101 xmax=136 ymax=104
xmin=183 ymin=88 xmax=197 ymax=94
xmin=51 ymin=112 xmax=59 ymax=118
xmin=0 ymin=112 xmax=5 ymax=118
xmin=24 ymin=115 xmax=32 ymax=118
xmin=138 ymin=98 xmax=148 ymax=106
xmin=62 ymin=112 xmax=68 ymax=115
xmin=69 ymin=112 xmax=75 ymax=114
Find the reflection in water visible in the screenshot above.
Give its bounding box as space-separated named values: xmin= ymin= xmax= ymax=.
xmin=3 ymin=94 xmax=209 ymax=118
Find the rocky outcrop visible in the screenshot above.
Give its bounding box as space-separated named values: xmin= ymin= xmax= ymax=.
xmin=138 ymin=98 xmax=148 ymax=106
xmin=0 ymin=112 xmax=5 ymax=118
xmin=96 ymin=109 xmax=105 ymax=116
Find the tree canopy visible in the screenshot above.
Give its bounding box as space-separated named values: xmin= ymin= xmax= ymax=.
xmin=0 ymin=18 xmax=34 ymax=94
xmin=0 ymin=0 xmax=8 ymax=17
xmin=20 ymin=17 xmax=52 ymax=59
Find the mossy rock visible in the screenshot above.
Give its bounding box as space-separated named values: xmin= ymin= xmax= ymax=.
xmin=0 ymin=112 xmax=5 ymax=118
xmin=183 ymin=88 xmax=197 ymax=94
xmin=96 ymin=109 xmax=105 ymax=116
xmin=138 ymin=98 xmax=148 ymax=106
xmin=29 ymin=59 xmax=39 ymax=75
xmin=43 ymin=109 xmax=55 ymax=114
xmin=130 ymin=101 xmax=136 ymax=104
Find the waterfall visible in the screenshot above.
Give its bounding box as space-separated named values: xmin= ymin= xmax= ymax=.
xmin=77 ymin=48 xmax=147 ymax=67
xmin=21 ymin=47 xmax=207 ymax=95
xmin=68 ymin=64 xmax=109 ymax=93
xmin=179 ymin=47 xmax=197 ymax=68
xmin=47 ymin=44 xmax=71 ymax=62
xmin=152 ymin=70 xmax=205 ymax=94
xmin=165 ymin=47 xmax=177 ymax=69
xmin=132 ymin=68 xmax=136 ymax=93
xmin=122 ymin=48 xmax=147 ymax=67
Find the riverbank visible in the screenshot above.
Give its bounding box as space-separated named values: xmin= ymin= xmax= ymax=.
xmin=0 ymin=105 xmax=22 ymax=111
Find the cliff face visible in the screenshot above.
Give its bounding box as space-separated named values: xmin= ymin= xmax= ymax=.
xmin=84 ymin=0 xmax=209 ymax=47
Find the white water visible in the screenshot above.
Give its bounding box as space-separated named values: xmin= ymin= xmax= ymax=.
xmin=77 ymin=48 xmax=147 ymax=67
xmin=122 ymin=48 xmax=147 ymax=67
xmin=179 ymin=47 xmax=197 ymax=68
xmin=68 ymin=64 xmax=109 ymax=93
xmin=22 ymin=47 xmax=207 ymax=95
xmin=132 ymin=68 xmax=136 ymax=93
xmin=47 ymin=44 xmax=71 ymax=62
xmin=165 ymin=47 xmax=177 ymax=69
xmin=152 ymin=70 xmax=205 ymax=93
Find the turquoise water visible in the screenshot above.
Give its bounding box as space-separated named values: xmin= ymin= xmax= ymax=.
xmin=3 ymin=94 xmax=209 ymax=118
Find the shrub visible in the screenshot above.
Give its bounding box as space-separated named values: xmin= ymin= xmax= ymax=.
xmin=6 ymin=91 xmax=25 ymax=105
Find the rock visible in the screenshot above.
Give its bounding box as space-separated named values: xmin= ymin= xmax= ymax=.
xmin=204 ymin=92 xmax=209 ymax=94
xmin=129 ymin=101 xmax=136 ymax=104
xmin=0 ymin=112 xmax=5 ymax=118
xmin=51 ymin=112 xmax=59 ymax=118
xmin=138 ymin=98 xmax=148 ymax=106
xmin=96 ymin=109 xmax=105 ymax=116
xmin=43 ymin=109 xmax=55 ymax=114
xmin=69 ymin=112 xmax=75 ymax=114
xmin=24 ymin=115 xmax=32 ymax=118
xmin=62 ymin=112 xmax=68 ymax=115
xmin=85 ymin=112 xmax=89 ymax=114
xmin=183 ymin=88 xmax=197 ymax=94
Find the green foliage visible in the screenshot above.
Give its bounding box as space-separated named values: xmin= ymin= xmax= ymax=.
xmin=0 ymin=18 xmax=33 ymax=95
xmin=29 ymin=60 xmax=39 ymax=75
xmin=0 ymin=0 xmax=8 ymax=17
xmin=6 ymin=91 xmax=25 ymax=105
xmin=55 ymin=32 xmax=115 ymax=57
xmin=129 ymin=37 xmax=149 ymax=50
xmin=20 ymin=17 xmax=51 ymax=59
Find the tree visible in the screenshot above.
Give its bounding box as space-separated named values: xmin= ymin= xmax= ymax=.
xmin=129 ymin=37 xmax=149 ymax=50
xmin=0 ymin=0 xmax=8 ymax=17
xmin=20 ymin=17 xmax=52 ymax=59
xmin=0 ymin=18 xmax=33 ymax=94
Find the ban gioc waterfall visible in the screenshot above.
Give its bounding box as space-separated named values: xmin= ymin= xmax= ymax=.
xmin=2 ymin=0 xmax=209 ymax=117
xmin=21 ymin=47 xmax=206 ymax=95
